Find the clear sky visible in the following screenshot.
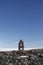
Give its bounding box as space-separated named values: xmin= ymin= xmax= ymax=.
xmin=0 ymin=0 xmax=43 ymax=48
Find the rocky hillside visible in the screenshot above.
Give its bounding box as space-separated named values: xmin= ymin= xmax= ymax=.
xmin=0 ymin=49 xmax=43 ymax=65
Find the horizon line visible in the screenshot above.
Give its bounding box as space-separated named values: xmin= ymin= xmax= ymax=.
xmin=0 ymin=47 xmax=43 ymax=51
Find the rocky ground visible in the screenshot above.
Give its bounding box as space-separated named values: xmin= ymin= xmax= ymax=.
xmin=0 ymin=49 xmax=43 ymax=65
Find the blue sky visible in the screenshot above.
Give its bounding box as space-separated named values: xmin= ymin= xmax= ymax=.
xmin=0 ymin=0 xmax=43 ymax=48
